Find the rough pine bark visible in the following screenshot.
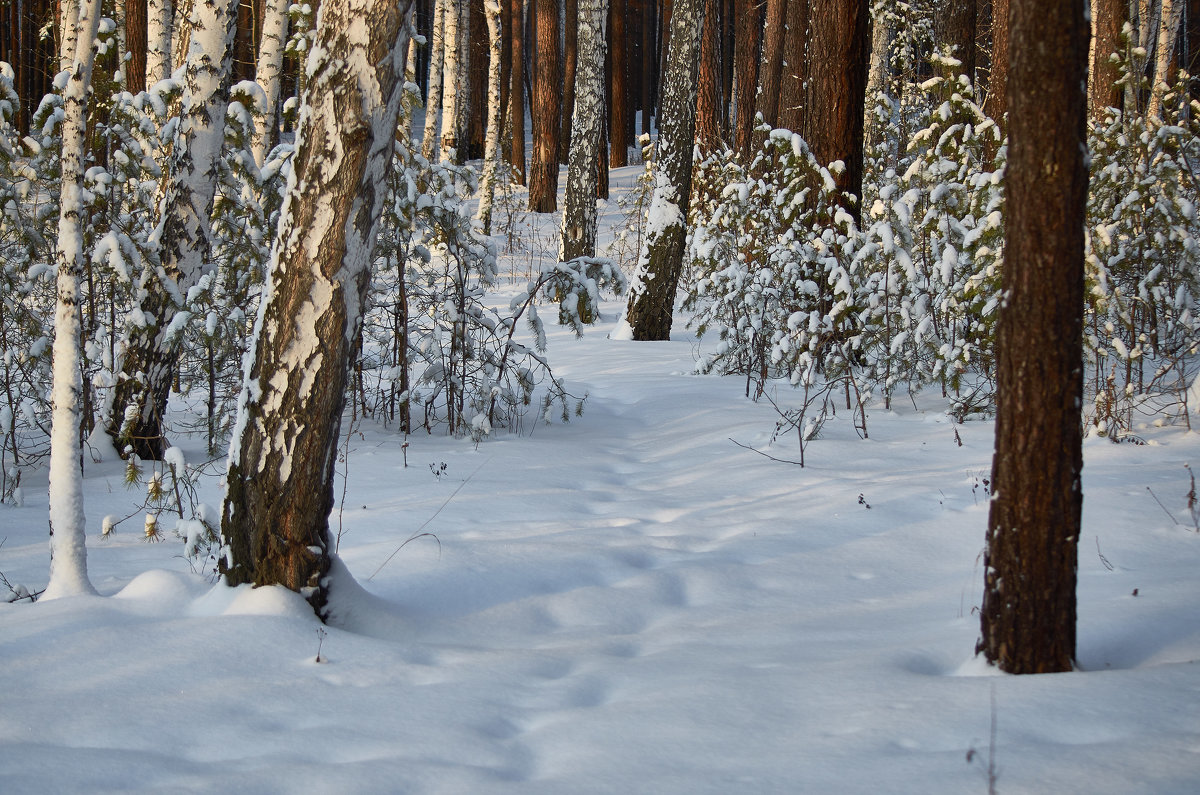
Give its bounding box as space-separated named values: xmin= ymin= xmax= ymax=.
xmin=609 ymin=0 xmax=630 ymax=167
xmin=560 ymin=0 xmax=610 ymax=261
xmin=221 ymin=0 xmax=415 ymax=617
xmin=126 ymin=0 xmax=148 ymax=93
xmin=107 ymin=0 xmax=238 ymax=460
xmin=732 ymin=0 xmax=764 ymax=160
xmin=695 ymin=0 xmax=722 ymax=152
xmin=983 ymin=0 xmax=1008 ymax=124
xmin=561 ymin=0 xmax=579 ymax=163
xmin=802 ymin=0 xmax=869 ymax=222
xmin=1089 ymin=0 xmax=1126 ymax=117
xmin=620 ymin=0 xmax=703 ymax=341
xmin=641 ymin=0 xmax=656 ymax=134
xmin=936 ymin=0 xmax=977 ymax=82
xmin=45 ymin=0 xmax=103 ymax=601
xmin=777 ymin=0 xmax=809 ymax=133
xmin=509 ymin=0 xmax=527 ymax=183
xmin=528 ymin=0 xmax=561 ymax=211
xmin=252 ymin=0 xmax=289 ymax=166
xmin=755 ymin=0 xmax=787 ymax=130
xmin=977 ymin=0 xmax=1088 ymax=675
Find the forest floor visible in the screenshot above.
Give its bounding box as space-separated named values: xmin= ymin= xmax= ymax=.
xmin=1 ymin=165 xmax=1199 ymax=793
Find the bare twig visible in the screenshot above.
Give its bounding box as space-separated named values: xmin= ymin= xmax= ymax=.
xmin=1146 ymin=485 xmax=1181 ymax=525
xmin=728 ymin=437 xmax=805 ymax=466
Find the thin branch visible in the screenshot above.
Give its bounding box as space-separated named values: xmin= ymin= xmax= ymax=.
xmin=728 ymin=437 xmax=805 ymax=466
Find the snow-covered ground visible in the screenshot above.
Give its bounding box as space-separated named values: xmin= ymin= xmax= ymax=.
xmin=2 ymin=165 xmax=1199 ymax=793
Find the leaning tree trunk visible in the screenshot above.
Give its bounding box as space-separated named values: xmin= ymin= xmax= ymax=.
xmin=221 ymin=0 xmax=415 ymax=618
xmin=251 ymin=0 xmax=289 ymax=167
xmin=528 ymin=0 xmax=561 ymax=211
xmin=44 ymin=0 xmax=103 ymax=601
xmin=977 ymin=0 xmax=1088 ymax=675
xmin=107 ymin=0 xmax=237 ymax=461
xmin=476 ymin=0 xmax=505 ymax=233
xmin=559 ymin=0 xmax=610 ymax=262
xmin=619 ymin=0 xmax=703 ymax=341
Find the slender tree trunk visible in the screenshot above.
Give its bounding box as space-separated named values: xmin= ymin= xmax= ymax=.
xmin=977 ymin=0 xmax=1088 ymax=675
xmin=221 ymin=0 xmax=415 ymax=618
xmin=45 ymin=0 xmax=104 ymax=600
xmin=477 ymin=0 xmax=505 ymax=233
xmin=732 ymin=0 xmax=763 ymax=160
xmin=422 ymin=0 xmax=447 ymax=160
xmin=641 ymin=0 xmax=655 ymax=134
xmin=695 ymin=0 xmax=723 ymax=152
xmin=561 ymin=0 xmax=580 ymax=163
xmin=126 ymin=0 xmax=148 ymax=93
xmin=620 ymin=0 xmax=704 ymax=341
xmin=1148 ymin=0 xmax=1184 ymax=119
xmin=59 ymin=0 xmax=82 ymax=71
xmin=756 ymin=0 xmax=787 ymax=131
xmin=560 ymin=0 xmax=610 ymax=261
xmin=440 ymin=0 xmax=465 ymax=161
xmin=146 ymin=0 xmax=173 ymax=86
xmin=802 ymin=0 xmax=870 ymax=223
xmin=509 ymin=0 xmax=527 ymax=183
xmin=1089 ymin=0 xmax=1126 ymax=117
xmin=864 ymin=1 xmax=895 ymax=153
xmin=609 ymin=0 xmax=630 ymax=167
xmin=251 ymin=0 xmax=289 ymax=166
xmin=778 ymin=0 xmax=810 ymax=132
xmin=983 ymin=0 xmax=1008 ymax=123
xmin=528 ymin=0 xmax=561 ymax=211
xmin=108 ymin=0 xmax=238 ymax=460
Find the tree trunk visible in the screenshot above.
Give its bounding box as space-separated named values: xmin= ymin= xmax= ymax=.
xmin=609 ymin=0 xmax=630 ymax=166
xmin=221 ymin=0 xmax=415 ymax=618
xmin=732 ymin=0 xmax=763 ymax=161
xmin=695 ymin=0 xmax=722 ymax=152
xmin=126 ymin=0 xmax=148 ymax=94
xmin=864 ymin=1 xmax=895 ymax=154
xmin=937 ymin=0 xmax=978 ymax=83
xmin=528 ymin=0 xmax=561 ymax=211
xmin=777 ymin=0 xmax=809 ymax=132
xmin=439 ymin=0 xmax=465 ymax=162
xmin=1148 ymin=0 xmax=1184 ymax=119
xmin=108 ymin=0 xmax=238 ymax=461
xmin=983 ymin=0 xmax=1008 ymax=123
xmin=146 ymin=0 xmax=173 ymax=86
xmin=45 ymin=0 xmax=104 ymax=601
xmin=469 ymin=0 xmax=488 ymax=159
xmin=560 ymin=0 xmax=610 ymax=261
xmin=755 ymin=0 xmax=787 ymax=131
xmin=1089 ymin=0 xmax=1126 ymax=117
xmin=620 ymin=0 xmax=703 ymax=341
xmin=802 ymin=0 xmax=869 ymax=223
xmin=561 ymin=0 xmax=579 ymax=163
xmin=252 ymin=0 xmax=289 ymax=166
xmin=641 ymin=0 xmax=656 ymax=135
xmin=59 ymin=0 xmax=82 ymax=71
xmin=477 ymin=0 xmax=505 ymax=233
xmin=509 ymin=0 xmax=527 ymax=183
xmin=977 ymin=0 xmax=1088 ymax=675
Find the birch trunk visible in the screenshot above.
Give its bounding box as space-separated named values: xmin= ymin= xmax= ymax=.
xmin=146 ymin=0 xmax=173 ymax=86
xmin=476 ymin=0 xmax=504 ymax=233
xmin=252 ymin=0 xmax=290 ymax=167
xmin=1147 ymin=0 xmax=1183 ymax=119
xmin=59 ymin=0 xmax=82 ymax=71
xmin=422 ymin=0 xmax=447 ymax=161
xmin=107 ymin=0 xmax=237 ymax=460
xmin=559 ymin=0 xmax=609 ymax=262
xmin=221 ymin=0 xmax=415 ymax=618
xmin=45 ymin=0 xmax=103 ymax=600
xmin=440 ymin=0 xmax=465 ymax=162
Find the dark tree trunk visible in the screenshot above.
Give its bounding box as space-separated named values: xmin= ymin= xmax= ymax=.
xmin=467 ymin=0 xmax=487 ymax=160
xmin=977 ymin=0 xmax=1088 ymax=675
xmin=983 ymin=0 xmax=1008 ymax=124
xmin=561 ymin=0 xmax=579 ymax=163
xmin=756 ymin=0 xmax=787 ymax=131
xmin=695 ymin=0 xmax=722 ymax=152
xmin=609 ymin=0 xmax=629 ymax=166
xmin=936 ymin=0 xmax=977 ymax=83
xmin=221 ymin=0 xmax=415 ymax=618
xmin=499 ymin=0 xmax=513 ymax=139
xmin=528 ymin=0 xmax=561 ymax=211
xmin=777 ymin=0 xmax=809 ymax=132
xmin=622 ymin=0 xmax=703 ymax=340
xmin=732 ymin=0 xmax=764 ymax=161
xmin=126 ymin=0 xmax=148 ymax=94
xmin=1090 ymin=0 xmax=1126 ymax=116
xmin=509 ymin=0 xmax=527 ymax=184
xmin=802 ymin=0 xmax=869 ymax=223
xmin=641 ymin=0 xmax=656 ymax=134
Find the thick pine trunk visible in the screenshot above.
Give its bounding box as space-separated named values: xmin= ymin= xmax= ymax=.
xmin=732 ymin=0 xmax=763 ymax=161
xmin=695 ymin=0 xmax=722 ymax=152
xmin=937 ymin=0 xmax=978 ymax=82
xmin=777 ymin=0 xmax=809 ymax=133
xmin=755 ymin=0 xmax=787 ymax=131
xmin=1089 ymin=0 xmax=1126 ymax=117
xmin=528 ymin=0 xmax=561 ymax=211
xmin=108 ymin=0 xmax=238 ymax=461
xmin=620 ymin=0 xmax=703 ymax=341
xmin=977 ymin=0 xmax=1088 ymax=675
xmin=126 ymin=0 xmax=148 ymax=93
xmin=609 ymin=0 xmax=630 ymax=167
xmin=221 ymin=0 xmax=414 ymax=618
xmin=560 ymin=0 xmax=610 ymax=262
xmin=983 ymin=0 xmax=1008 ymax=124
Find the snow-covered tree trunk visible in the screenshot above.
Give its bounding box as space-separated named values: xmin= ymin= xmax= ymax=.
xmin=220 ymin=0 xmax=414 ymax=618
xmin=1147 ymin=0 xmax=1183 ymax=120
xmin=617 ymin=0 xmax=703 ymax=341
xmin=476 ymin=0 xmax=504 ymax=234
xmin=440 ymin=0 xmax=465 ymax=162
xmin=58 ymin=0 xmax=82 ymax=71
xmin=559 ymin=0 xmax=608 ymax=261
xmin=422 ymin=0 xmax=447 ymax=160
xmin=252 ymin=0 xmax=290 ymax=167
xmin=146 ymin=0 xmax=174 ymax=86
xmin=45 ymin=0 xmax=103 ymax=601
xmin=107 ymin=0 xmax=237 ymax=460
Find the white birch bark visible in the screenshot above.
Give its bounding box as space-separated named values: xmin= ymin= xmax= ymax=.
xmin=558 ymin=0 xmax=608 ymax=261
xmin=58 ymin=0 xmax=82 ymax=71
xmin=252 ymin=0 xmax=291 ymax=166
xmin=1147 ymin=0 xmax=1183 ymax=119
xmin=476 ymin=0 xmax=505 ymax=233
xmin=146 ymin=0 xmax=174 ymax=86
xmin=173 ymin=0 xmax=194 ymax=73
xmin=115 ymin=0 xmax=129 ymax=85
xmin=45 ymin=0 xmax=104 ymax=600
xmin=864 ymin=5 xmax=894 ymax=153
xmin=401 ymin=4 xmax=420 ymax=143
xmin=421 ymin=0 xmax=448 ymax=160
xmin=1126 ymin=0 xmax=1160 ymax=112
xmin=439 ymin=0 xmax=464 ymax=162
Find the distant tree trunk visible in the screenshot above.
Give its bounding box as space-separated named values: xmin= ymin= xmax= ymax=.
xmin=252 ymin=0 xmax=289 ymax=166
xmin=755 ymin=0 xmax=787 ymax=131
xmin=422 ymin=0 xmax=447 ymax=160
xmin=509 ymin=0 xmax=527 ymax=183
xmin=440 ymin=0 xmax=466 ymax=162
xmin=983 ymin=0 xmax=1008 ymax=123
xmin=777 ymin=0 xmax=809 ymax=132
xmin=802 ymin=0 xmax=869 ymax=222
xmin=620 ymin=0 xmax=703 ymax=341
xmin=477 ymin=0 xmax=505 ymax=233
xmin=937 ymin=0 xmax=977 ymax=82
xmin=695 ymin=0 xmax=722 ymax=152
xmin=732 ymin=0 xmax=763 ymax=160
xmin=1089 ymin=0 xmax=1126 ymax=117
xmin=468 ymin=0 xmax=488 ymax=158
xmin=146 ymin=0 xmax=173 ymax=86
xmin=864 ymin=2 xmax=894 ymax=153
xmin=561 ymin=0 xmax=610 ymax=262
xmin=221 ymin=0 xmax=415 ymax=618
xmin=977 ymin=0 xmax=1088 ymax=675
xmin=107 ymin=0 xmax=238 ymax=460
xmin=528 ymin=0 xmax=561 ymax=211
xmin=641 ymin=0 xmax=656 ymax=134
xmin=609 ymin=0 xmax=630 ymax=166
xmin=126 ymin=0 xmax=148 ymax=93
xmin=561 ymin=0 xmax=579 ymax=163
xmin=1148 ymin=0 xmax=1184 ymax=119
xmin=45 ymin=0 xmax=103 ymax=601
